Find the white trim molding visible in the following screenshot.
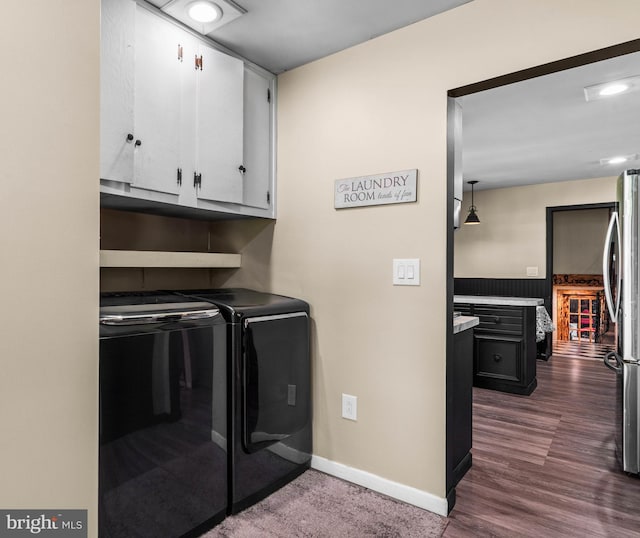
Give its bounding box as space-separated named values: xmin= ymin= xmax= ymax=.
xmin=311 ymin=455 xmax=448 ymax=517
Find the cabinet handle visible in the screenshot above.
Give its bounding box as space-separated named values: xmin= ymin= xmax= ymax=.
xmin=238 ymin=165 xmax=246 ymax=174
xmin=194 ymin=172 xmax=202 ymax=188
xmin=195 ymin=55 xmax=203 ymax=70
xmin=178 ymin=44 xmax=183 ymax=62
xmin=134 ymin=139 xmax=142 ymax=147
xmin=126 ymin=133 xmax=134 ymax=142
xmin=177 ymin=168 xmax=182 ymax=186
xmin=493 ymin=353 xmax=502 ymax=362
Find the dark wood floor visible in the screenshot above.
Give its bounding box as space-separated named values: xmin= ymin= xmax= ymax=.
xmin=444 ymin=354 xmax=640 ymax=537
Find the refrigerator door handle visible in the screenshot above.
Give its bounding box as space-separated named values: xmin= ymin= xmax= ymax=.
xmin=602 ymin=211 xmax=621 ymax=323
xmin=604 ymin=351 xmax=622 ymax=373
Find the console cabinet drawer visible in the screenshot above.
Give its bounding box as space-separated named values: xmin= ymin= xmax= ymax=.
xmin=476 ymin=316 xmax=522 ymax=334
xmin=474 ymin=306 xmax=523 ymax=335
xmin=474 ymin=305 xmax=523 ymax=319
xmin=475 ymin=334 xmax=522 ymax=382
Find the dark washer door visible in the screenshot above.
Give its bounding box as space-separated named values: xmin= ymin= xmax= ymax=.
xmin=99 ymin=323 xmax=227 ymax=537
xmin=242 ymin=312 xmax=310 ymax=453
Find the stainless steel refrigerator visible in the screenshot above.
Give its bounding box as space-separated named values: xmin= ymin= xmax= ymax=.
xmin=603 ymin=169 xmax=640 ymax=475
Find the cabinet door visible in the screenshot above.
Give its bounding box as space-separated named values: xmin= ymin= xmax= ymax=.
xmin=131 ymin=6 xmax=182 ymax=195
xmin=195 ymin=43 xmax=244 ymax=204
xmin=242 ymin=68 xmax=273 ymax=209
xmin=100 ymin=0 xmax=135 ymax=183
xmin=177 ymin=35 xmax=199 ymax=207
xmin=474 ymin=334 xmax=522 ymax=382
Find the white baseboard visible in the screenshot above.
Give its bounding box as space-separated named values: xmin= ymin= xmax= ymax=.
xmin=311 ymin=455 xmax=448 ymax=517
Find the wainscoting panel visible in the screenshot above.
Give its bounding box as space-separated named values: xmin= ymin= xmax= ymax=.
xmin=454 ymin=278 xmax=548 ymax=300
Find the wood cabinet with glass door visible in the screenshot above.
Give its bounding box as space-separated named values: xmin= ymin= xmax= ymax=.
xmin=566 ymin=295 xmax=601 ymax=342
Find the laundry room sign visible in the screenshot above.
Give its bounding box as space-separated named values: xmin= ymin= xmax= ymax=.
xmin=334 ymin=169 xmax=418 ymax=209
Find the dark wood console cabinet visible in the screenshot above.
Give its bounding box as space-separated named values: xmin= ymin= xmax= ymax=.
xmin=455 ymin=302 xmax=537 ymax=395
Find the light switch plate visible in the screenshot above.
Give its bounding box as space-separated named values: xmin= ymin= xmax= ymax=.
xmin=393 ymin=258 xmax=420 ymax=286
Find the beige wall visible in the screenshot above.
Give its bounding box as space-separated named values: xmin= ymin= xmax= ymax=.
xmin=455 ymin=177 xmax=616 ymax=279
xmin=264 ymin=0 xmax=638 ymax=502
xmin=554 ymin=208 xmax=611 ymax=275
xmin=0 ymin=1 xmax=100 ymax=536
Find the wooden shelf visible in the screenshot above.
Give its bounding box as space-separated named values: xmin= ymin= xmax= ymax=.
xmin=100 ymin=250 xmax=241 ymax=269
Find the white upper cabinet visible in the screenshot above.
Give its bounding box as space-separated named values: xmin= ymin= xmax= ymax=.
xmin=133 ymin=5 xmax=244 ymax=201
xmin=100 ymin=0 xmax=275 ymax=219
xmin=242 ymin=67 xmax=273 ymax=209
xmin=132 ymin=6 xmax=182 ymax=195
xmin=195 ymin=42 xmax=244 ymax=205
xmin=100 ymin=0 xmax=135 ymax=184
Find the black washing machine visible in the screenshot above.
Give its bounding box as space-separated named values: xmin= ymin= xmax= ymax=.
xmin=180 ymin=288 xmax=312 ymax=514
xmin=99 ymin=292 xmax=227 ymax=537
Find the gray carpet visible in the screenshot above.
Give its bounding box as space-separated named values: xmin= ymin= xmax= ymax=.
xmin=202 ymin=469 xmax=448 ymax=537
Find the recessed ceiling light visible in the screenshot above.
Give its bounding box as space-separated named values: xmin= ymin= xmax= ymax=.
xmin=599 ymin=154 xmax=639 ymax=166
xmin=187 ymin=1 xmax=222 ymax=23
xmin=599 ymin=83 xmax=630 ymax=97
xmin=584 ymin=76 xmax=640 ymax=101
xmin=162 ymin=0 xmax=245 ymax=36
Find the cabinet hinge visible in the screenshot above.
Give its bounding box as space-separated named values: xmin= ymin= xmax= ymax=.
xmin=267 ymin=88 xmax=271 ymax=103
xmin=177 ymin=168 xmax=182 ymax=186
xmin=178 ymin=44 xmax=183 ymax=62
xmin=195 ymin=55 xmax=203 ymax=70
xmin=194 ymin=172 xmax=202 ymax=188
xmin=267 ymin=190 xmax=271 ymax=204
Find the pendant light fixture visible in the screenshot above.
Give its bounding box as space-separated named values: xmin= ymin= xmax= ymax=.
xmin=464 ymin=180 xmax=480 ymax=225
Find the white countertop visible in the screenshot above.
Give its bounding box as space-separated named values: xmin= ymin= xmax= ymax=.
xmin=453 ymin=315 xmax=479 ymax=334
xmin=454 ymin=295 xmax=544 ymax=307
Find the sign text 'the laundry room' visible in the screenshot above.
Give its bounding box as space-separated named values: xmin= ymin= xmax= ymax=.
xmin=334 ymin=169 xmax=418 ymax=209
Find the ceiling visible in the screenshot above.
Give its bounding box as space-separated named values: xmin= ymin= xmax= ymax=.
xmin=146 ymin=0 xmax=472 ymax=74
xmin=146 ymin=0 xmax=640 ymax=193
xmin=461 ymin=50 xmax=640 ymax=191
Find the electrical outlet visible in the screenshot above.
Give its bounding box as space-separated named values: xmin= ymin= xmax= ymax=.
xmin=342 ymin=393 xmax=357 ymax=421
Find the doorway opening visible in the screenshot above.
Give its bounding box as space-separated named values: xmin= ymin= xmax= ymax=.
xmin=546 ymin=203 xmax=616 ymax=360
xmin=445 ymin=35 xmax=639 ymax=528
